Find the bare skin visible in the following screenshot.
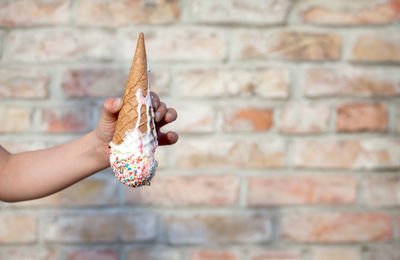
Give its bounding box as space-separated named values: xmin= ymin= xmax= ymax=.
xmin=0 ymin=92 xmax=178 ymax=202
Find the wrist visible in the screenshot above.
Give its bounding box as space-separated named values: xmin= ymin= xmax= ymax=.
xmin=87 ymin=130 xmax=110 ymax=169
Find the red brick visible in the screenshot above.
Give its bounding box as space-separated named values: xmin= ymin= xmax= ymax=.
xmin=0 ymin=215 xmax=37 ymax=244
xmin=126 ymin=175 xmax=239 ymax=206
xmin=248 ymin=175 xmax=357 ymax=206
xmin=352 ymin=33 xmax=400 ymax=62
xmin=118 ymin=29 xmax=226 ymax=61
xmin=0 ymin=69 xmax=48 ymax=98
xmin=189 ymin=249 xmax=239 ymax=260
xmin=6 ymin=29 xmax=113 ymax=62
xmin=39 ymin=105 xmax=90 ymax=133
xmin=4 ymin=248 xmax=57 ymax=260
xmin=68 ymin=250 xmax=118 ymax=260
xmin=77 ymin=0 xmax=179 ymax=25
xmin=223 ymin=106 xmax=273 ymax=132
xmin=12 ymin=179 xmax=118 ymax=207
xmin=364 ymin=176 xmax=400 ymax=206
xmin=62 ymin=67 xmax=126 ymax=98
xmin=44 ymin=213 xmax=156 ymax=242
xmin=235 ymin=31 xmax=341 ymax=61
xmin=188 ymin=0 xmax=289 ymax=25
xmin=368 ymin=245 xmax=400 ymax=260
xmin=0 ymin=106 xmax=31 ymax=133
xmin=279 ymin=104 xmax=329 ymax=134
xmin=281 ymin=212 xmax=392 ymax=242
xmin=0 ymin=0 xmax=70 ymax=27
xmin=166 ymin=212 xmax=272 ymax=244
xmin=175 ymin=139 xmax=285 ymax=169
xmin=127 ymin=249 xmax=180 ymax=260
xmin=305 ymin=66 xmax=400 ymax=97
xmin=293 ymin=139 xmax=400 ymax=169
xmin=164 ymin=102 xmax=213 ymax=133
xmin=62 ymin=66 xmax=170 ymax=98
xmin=175 ymin=68 xmax=288 ymax=98
xmin=312 ymin=248 xmax=361 ymax=260
xmin=248 ymin=249 xmax=301 ymax=260
xmin=300 ymin=0 xmax=400 ymax=25
xmin=336 ymin=103 xmax=387 ymax=132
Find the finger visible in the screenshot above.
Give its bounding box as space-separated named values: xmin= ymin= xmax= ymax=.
xmin=158 ymin=131 xmax=178 ymax=146
xmin=150 ymin=91 xmax=160 ymax=110
xmin=100 ymin=98 xmax=122 ymax=123
xmin=155 ymin=102 xmax=167 ymax=123
xmin=157 ymin=108 xmax=177 ymax=128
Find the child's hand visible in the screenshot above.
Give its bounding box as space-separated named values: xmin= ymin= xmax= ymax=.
xmin=94 ymin=92 xmax=178 ymax=164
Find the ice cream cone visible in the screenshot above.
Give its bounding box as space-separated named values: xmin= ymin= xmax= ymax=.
xmin=113 ymin=32 xmax=155 ymax=145
xmin=109 ymin=32 xmax=158 ymax=188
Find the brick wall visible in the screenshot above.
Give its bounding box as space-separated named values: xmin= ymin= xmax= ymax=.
xmin=0 ymin=0 xmax=400 ymax=259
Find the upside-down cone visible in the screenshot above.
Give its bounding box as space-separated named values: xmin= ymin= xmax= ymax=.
xmin=112 ymin=32 xmax=155 ymax=145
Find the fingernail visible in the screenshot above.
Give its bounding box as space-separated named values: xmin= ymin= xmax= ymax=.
xmin=155 ymin=112 xmax=160 ymax=122
xmin=113 ymin=98 xmax=122 ymax=108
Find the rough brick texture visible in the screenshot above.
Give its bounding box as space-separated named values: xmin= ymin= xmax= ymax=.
xmin=281 ymin=212 xmax=392 ymax=242
xmin=0 ymin=0 xmax=399 ymax=259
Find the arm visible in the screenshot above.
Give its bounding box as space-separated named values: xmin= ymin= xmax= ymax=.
xmin=0 ymin=92 xmax=178 ymax=202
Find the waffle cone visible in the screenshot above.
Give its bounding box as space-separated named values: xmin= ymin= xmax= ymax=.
xmin=112 ymin=32 xmax=155 ymax=145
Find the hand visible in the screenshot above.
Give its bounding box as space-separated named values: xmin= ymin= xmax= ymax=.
xmin=94 ymin=92 xmax=178 ymax=149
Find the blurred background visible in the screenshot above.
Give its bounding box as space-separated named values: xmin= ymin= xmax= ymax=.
xmin=0 ymin=0 xmax=400 ymax=259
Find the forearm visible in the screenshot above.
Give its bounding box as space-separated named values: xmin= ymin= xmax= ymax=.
xmin=0 ymin=131 xmax=109 ymax=202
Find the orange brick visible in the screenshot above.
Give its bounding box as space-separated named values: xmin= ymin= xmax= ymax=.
xmin=67 ymin=250 xmax=118 ymax=260
xmin=336 ymin=103 xmax=387 ymax=132
xmin=223 ymin=107 xmax=273 ymax=132
xmin=279 ymin=104 xmax=329 ymax=134
xmin=293 ymin=139 xmax=400 ymax=169
xmin=0 ymin=69 xmax=48 ymax=98
xmin=126 ymin=175 xmax=239 ymax=206
xmin=235 ymin=31 xmax=341 ymax=61
xmin=352 ymin=33 xmax=400 ymax=62
xmin=300 ymin=0 xmax=400 ymax=25
xmin=77 ymin=0 xmax=180 ymax=25
xmin=175 ymin=68 xmax=289 ymax=98
xmin=0 ymin=106 xmax=31 ymax=133
xmin=39 ymin=105 xmax=90 ymax=133
xmin=166 ymin=213 xmax=272 ymax=244
xmin=175 ymin=139 xmax=285 ymax=169
xmin=0 ymin=215 xmax=37 ymax=244
xmin=248 ymin=175 xmax=357 ymax=206
xmin=312 ymin=248 xmax=361 ymax=260
xmin=0 ymin=0 xmax=70 ymax=27
xmin=188 ymin=0 xmax=289 ymax=25
xmin=305 ymin=66 xmax=400 ymax=97
xmin=364 ymin=176 xmax=400 ymax=206
xmin=189 ymin=249 xmax=239 ymax=260
xmin=281 ymin=212 xmax=392 ymax=242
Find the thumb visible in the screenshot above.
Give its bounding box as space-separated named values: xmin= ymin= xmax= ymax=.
xmin=100 ymin=98 xmax=122 ymax=124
